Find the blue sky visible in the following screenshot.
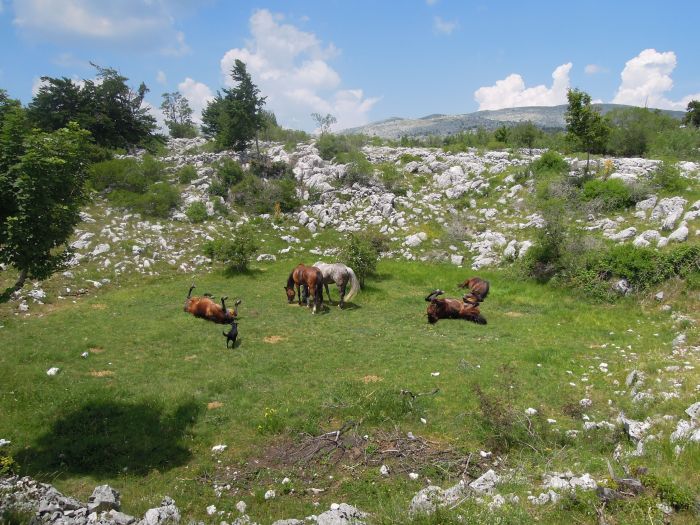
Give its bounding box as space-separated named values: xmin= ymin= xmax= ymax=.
xmin=1 ymin=1 xmax=699 ymax=132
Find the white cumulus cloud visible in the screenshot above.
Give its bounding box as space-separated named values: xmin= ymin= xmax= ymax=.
xmin=612 ymin=48 xmax=700 ymax=110
xmin=474 ymin=63 xmax=572 ymax=110
xmin=12 ymin=0 xmax=190 ymax=55
xmin=219 ymin=9 xmax=378 ymax=131
xmin=178 ymin=77 xmax=214 ymax=124
xmin=433 ymin=16 xmax=457 ymax=35
xmin=156 ymin=70 xmax=167 ymax=85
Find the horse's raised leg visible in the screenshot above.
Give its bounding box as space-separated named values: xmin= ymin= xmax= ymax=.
xmin=220 ymin=296 xmax=228 ymax=311
xmin=233 ymin=298 xmax=241 ymax=316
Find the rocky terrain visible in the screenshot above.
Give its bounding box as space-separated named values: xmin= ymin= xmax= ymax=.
xmin=4 ymin=136 xmax=700 ymax=315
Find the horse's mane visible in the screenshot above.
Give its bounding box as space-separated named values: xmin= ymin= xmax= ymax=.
xmin=287 ymin=271 xmax=296 ymax=289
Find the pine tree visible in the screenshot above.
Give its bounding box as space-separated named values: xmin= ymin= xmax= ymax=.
xmin=201 ymin=60 xmax=266 ymax=152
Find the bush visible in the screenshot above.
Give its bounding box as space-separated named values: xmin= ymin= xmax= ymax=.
xmin=598 ymin=244 xmax=666 ymax=289
xmin=177 ymin=165 xmax=197 ymax=184
xmin=532 ymin=150 xmax=569 ymax=174
xmin=316 ymin=133 xmax=366 ymax=161
xmin=249 ymin=156 xmax=292 ymax=179
xmin=640 ymin=473 xmax=694 ymax=510
xmin=339 ymin=232 xmax=379 ymax=287
xmin=581 ymin=178 xmax=635 ymax=210
xmin=217 ymin=158 xmax=245 ymax=186
xmin=336 ymin=150 xmax=373 ymax=187
xmin=377 ymin=163 xmax=408 ymax=195
xmin=522 ymin=201 xmax=567 ymax=282
xmin=652 ymin=161 xmax=686 ymax=193
xmin=89 ymin=157 xmax=178 ymax=217
xmin=110 ymin=183 xmax=180 ymax=218
xmin=204 ymin=227 xmax=258 ymax=272
xmin=185 ymin=201 xmax=208 ymax=223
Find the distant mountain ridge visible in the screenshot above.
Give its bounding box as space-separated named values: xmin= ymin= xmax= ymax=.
xmin=341 ymin=104 xmax=686 ymax=139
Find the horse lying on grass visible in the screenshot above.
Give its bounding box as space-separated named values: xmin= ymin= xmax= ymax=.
xmin=284 ymin=264 xmax=324 ymax=314
xmin=313 ymin=261 xmax=360 ymax=308
xmin=425 ymin=289 xmax=487 ymax=325
xmin=184 ymin=284 xmax=241 ymax=324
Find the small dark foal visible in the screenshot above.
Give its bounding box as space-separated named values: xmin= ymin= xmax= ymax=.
xmin=223 ymin=321 xmax=239 ymax=348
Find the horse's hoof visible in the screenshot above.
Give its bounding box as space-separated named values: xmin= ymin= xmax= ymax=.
xmin=221 ymin=296 xmax=228 ymax=301
xmin=234 ymin=299 xmax=242 ymax=305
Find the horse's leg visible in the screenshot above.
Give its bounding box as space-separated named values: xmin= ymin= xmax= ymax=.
xmin=339 ymin=281 xmax=347 ymax=308
xmin=220 ymin=296 xmax=228 ymax=312
xmin=296 ymin=283 xmax=302 ymax=305
xmin=324 ymin=282 xmax=332 ymax=303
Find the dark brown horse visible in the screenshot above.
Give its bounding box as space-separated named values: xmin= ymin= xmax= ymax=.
xmin=184 ymin=284 xmax=241 ymax=324
xmin=457 ymin=276 xmax=490 ymax=303
xmin=284 ymin=264 xmax=324 ymax=314
xmin=425 ymin=289 xmax=486 ymax=325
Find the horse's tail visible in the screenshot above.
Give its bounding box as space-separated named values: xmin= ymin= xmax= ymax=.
xmin=344 ymin=266 xmax=360 ymax=302
xmin=315 ymin=271 xmax=324 ymax=305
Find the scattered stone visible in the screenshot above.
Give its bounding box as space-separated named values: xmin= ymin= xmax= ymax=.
xmin=211 ymin=444 xmax=227 ymax=453
xmin=88 ymin=485 xmax=120 ymax=513
xmin=468 ymin=469 xmax=500 ymax=494
xmin=46 ymin=367 xmax=60 ymax=376
xmin=264 ymin=490 xmax=276 ymax=500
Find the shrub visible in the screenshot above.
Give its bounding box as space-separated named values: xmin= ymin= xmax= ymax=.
xmin=339 ymin=232 xmax=379 ymax=288
xmin=185 ymin=201 xmax=208 ymax=223
xmin=652 ymin=161 xmax=686 ymax=193
xmin=532 ymin=150 xmax=569 ymax=174
xmin=399 ymin=153 xmax=422 ymax=164
xmin=581 ymin=178 xmax=635 ymax=210
xmin=336 ymin=150 xmax=373 ymax=186
xmin=377 ymin=162 xmax=408 ymax=195
xmin=598 ymin=244 xmax=666 ymax=289
xmin=522 ymin=201 xmax=567 ymax=282
xmin=640 ymin=473 xmax=694 ymax=510
xmin=316 ymin=133 xmax=366 ymax=161
xmin=204 ymin=226 xmax=258 ymax=272
xmin=177 ymin=165 xmax=197 ymax=184
xmin=90 ymin=157 xmax=178 ymax=217
xmin=217 ymin=158 xmax=245 ymax=186
xmin=110 ymin=183 xmax=180 ymax=218
xmin=249 ymin=157 xmax=291 ymax=179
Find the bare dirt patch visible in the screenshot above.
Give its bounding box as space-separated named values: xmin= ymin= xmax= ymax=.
xmin=184 ymin=355 xmax=198 ymax=361
xmin=207 ymin=401 xmax=223 ymax=410
xmin=89 ymin=347 xmax=105 ymax=354
xmin=504 ymin=311 xmax=524 ymax=317
xmin=89 ymin=370 xmax=114 ymax=378
xmin=362 ymin=375 xmax=383 ymax=383
xmin=263 ymin=336 xmax=285 ymax=344
xmin=91 ymin=303 xmax=107 ymax=310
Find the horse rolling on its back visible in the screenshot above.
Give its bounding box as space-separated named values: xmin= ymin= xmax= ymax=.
xmin=313 ymin=261 xmax=360 ymax=308
xmin=284 ymin=264 xmax=324 ymax=314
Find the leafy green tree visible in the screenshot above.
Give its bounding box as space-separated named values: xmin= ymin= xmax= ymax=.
xmin=27 ymin=64 xmax=159 ymax=151
xmin=684 ymin=100 xmax=700 ymax=128
xmin=0 ymin=121 xmax=91 ymax=290
xmin=160 ymin=92 xmax=197 ymax=138
xmin=311 ymin=112 xmax=337 ymax=135
xmin=565 ymin=89 xmax=610 ymax=173
xmin=201 ymin=60 xmax=266 ymax=153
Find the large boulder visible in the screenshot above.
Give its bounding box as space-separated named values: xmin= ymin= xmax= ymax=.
xmin=651 ymin=197 xmax=687 ymax=230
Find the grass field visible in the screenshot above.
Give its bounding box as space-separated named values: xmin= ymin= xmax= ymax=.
xmin=1 ymin=260 xmax=699 ymax=524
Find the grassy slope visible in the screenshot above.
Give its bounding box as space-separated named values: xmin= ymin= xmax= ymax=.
xmin=1 ymin=260 xmax=698 ymax=523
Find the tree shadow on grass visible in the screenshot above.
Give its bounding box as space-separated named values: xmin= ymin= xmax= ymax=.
xmin=18 ymin=399 xmax=202 ymax=478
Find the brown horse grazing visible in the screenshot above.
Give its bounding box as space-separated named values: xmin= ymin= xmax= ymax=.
xmin=425 ymin=289 xmax=487 ymax=325
xmin=457 ymin=277 xmax=490 ymax=303
xmin=184 ymin=284 xmax=241 ymax=324
xmin=284 ymin=264 xmax=324 ymax=314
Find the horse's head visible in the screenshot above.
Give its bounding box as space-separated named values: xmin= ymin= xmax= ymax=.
xmin=284 ymin=285 xmax=296 ymax=303
xmin=426 ymin=303 xmax=439 ymax=324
